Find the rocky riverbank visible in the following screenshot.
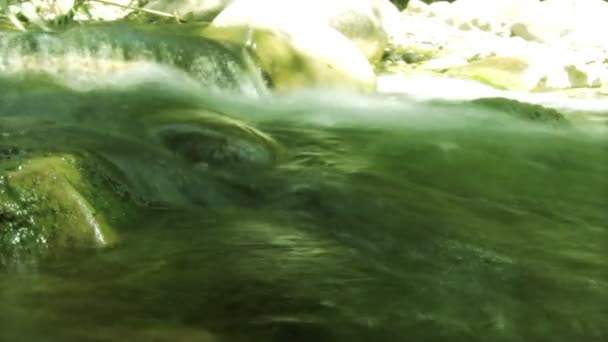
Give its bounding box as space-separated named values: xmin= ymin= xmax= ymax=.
xmin=5 ymin=1 xmax=608 ymax=98
xmin=154 ymin=0 xmax=608 ymax=126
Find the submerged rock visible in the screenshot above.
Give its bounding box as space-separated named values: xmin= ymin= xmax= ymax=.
xmin=0 ymin=154 xmax=119 ymax=268
xmin=146 ymin=109 xmax=281 ymax=168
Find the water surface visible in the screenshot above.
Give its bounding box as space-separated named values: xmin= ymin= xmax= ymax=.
xmin=0 ymin=24 xmax=607 ymax=342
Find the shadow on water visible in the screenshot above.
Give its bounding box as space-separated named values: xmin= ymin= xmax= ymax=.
xmin=0 ymin=24 xmax=607 ymax=342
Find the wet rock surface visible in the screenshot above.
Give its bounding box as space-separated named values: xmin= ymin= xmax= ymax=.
xmin=0 ymin=154 xmax=120 ymax=268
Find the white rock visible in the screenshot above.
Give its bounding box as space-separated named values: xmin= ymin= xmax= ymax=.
xmin=571 ymin=63 xmax=608 ymax=88
xmin=511 ymin=0 xmax=608 ymax=47
xmin=404 ymin=0 xmax=429 ymax=15
xmin=145 ymin=0 xmax=232 ymax=21
xmin=376 ymin=0 xmax=402 ymax=39
xmin=428 ymin=0 xmax=537 ymax=36
xmin=148 ymin=0 xmax=397 ymax=63
xmin=427 ymin=1 xmax=452 ymax=19
xmin=422 ymin=55 xmax=468 ymax=70
xmin=387 ymin=0 xmax=608 ymax=94
xmin=206 ymin=0 xmax=376 ymax=92
xmin=309 ymin=0 xmax=398 ymax=62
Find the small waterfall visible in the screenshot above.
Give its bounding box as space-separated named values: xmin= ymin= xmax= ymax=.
xmin=0 ymin=23 xmax=268 ymax=96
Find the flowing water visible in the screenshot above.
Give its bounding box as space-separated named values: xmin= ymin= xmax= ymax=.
xmin=0 ymin=23 xmax=607 ymax=342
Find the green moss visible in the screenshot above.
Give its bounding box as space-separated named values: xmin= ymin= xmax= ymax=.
xmin=0 ymin=154 xmax=122 ymax=268
xmin=470 ymin=97 xmax=569 ymax=125
xmin=202 ymin=25 xmax=376 ymax=93
xmin=446 ymin=57 xmax=533 ymax=91
xmin=0 ymin=20 xmax=21 ymax=32
xmin=379 ymin=44 xmax=439 ymax=73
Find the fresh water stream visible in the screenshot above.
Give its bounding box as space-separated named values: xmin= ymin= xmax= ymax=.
xmin=0 ymin=23 xmax=606 ymax=342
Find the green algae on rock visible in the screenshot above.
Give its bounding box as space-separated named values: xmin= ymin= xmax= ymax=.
xmin=203 ymin=21 xmax=376 ymax=93
xmin=1 ymin=23 xmax=268 ymax=96
xmin=446 ymin=56 xmax=534 ymax=91
xmin=0 ymin=154 xmax=119 ymax=268
xmin=470 ymin=97 xmax=569 ymax=125
xmin=378 ymin=43 xmax=440 ymax=74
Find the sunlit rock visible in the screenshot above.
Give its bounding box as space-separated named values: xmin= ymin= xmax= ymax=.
xmin=0 ymin=155 xmax=119 ymax=268
xmin=145 ymin=0 xmax=232 ymax=22
xmin=446 ymin=55 xmax=608 ymax=91
xmin=403 ymin=0 xmax=429 ymax=15
xmin=386 ymin=0 xmax=608 ymax=93
xmin=445 ymin=56 xmax=540 ymax=91
xmin=427 ymin=1 xmax=451 ymax=19
xmin=421 ymin=54 xmax=468 ymax=71
xmin=447 ymin=0 xmax=532 ymax=35
xmin=310 ymin=0 xmax=401 ymax=62
xmin=204 ymin=2 xmax=376 ymax=93
xmin=511 ymin=0 xmax=608 ymax=46
xmin=148 ymin=0 xmax=399 ymax=64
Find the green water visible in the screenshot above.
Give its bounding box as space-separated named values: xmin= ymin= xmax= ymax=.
xmin=0 ymin=25 xmax=607 ymax=342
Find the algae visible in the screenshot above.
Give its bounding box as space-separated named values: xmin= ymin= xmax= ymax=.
xmin=470 ymin=97 xmax=570 ymax=125
xmin=446 ymin=57 xmax=533 ymax=91
xmin=0 ymin=154 xmax=124 ymax=268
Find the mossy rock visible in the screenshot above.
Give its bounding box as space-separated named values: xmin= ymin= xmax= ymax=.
xmin=0 ymin=20 xmax=21 ymax=32
xmin=8 ymin=23 xmax=268 ymax=94
xmin=0 ymin=154 xmax=121 ymax=268
xmin=446 ymin=57 xmax=535 ymax=91
xmin=470 ymin=97 xmax=569 ymax=125
xmin=382 ymin=44 xmax=439 ymax=65
xmin=201 ymin=25 xmax=376 ymax=93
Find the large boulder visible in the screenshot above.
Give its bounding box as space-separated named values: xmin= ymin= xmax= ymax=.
xmin=147 ymin=0 xmax=399 ymax=64
xmin=0 ymin=154 xmax=120 ymax=268
xmin=306 ymin=0 xmax=401 ymax=63
xmin=203 ymin=0 xmax=377 ymax=92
